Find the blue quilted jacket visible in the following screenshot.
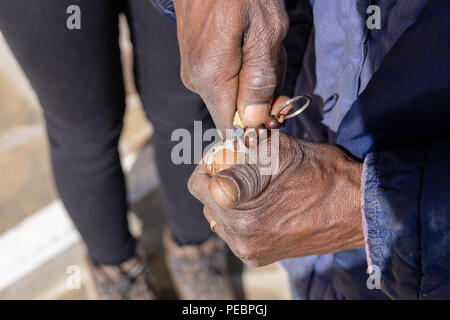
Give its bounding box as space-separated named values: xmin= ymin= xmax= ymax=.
xmin=152 ymin=0 xmax=450 ymax=299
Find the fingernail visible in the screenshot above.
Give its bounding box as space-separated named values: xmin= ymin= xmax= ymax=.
xmin=243 ymin=104 xmax=270 ymax=127
xmin=209 ymin=176 xmax=238 ymax=208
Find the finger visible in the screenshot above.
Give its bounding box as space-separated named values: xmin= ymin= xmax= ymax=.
xmin=203 ymin=206 xmax=226 ymax=239
xmin=202 ymin=206 xmax=214 ymax=223
xmin=187 ymin=164 xmax=223 ymax=212
xmin=209 ymin=163 xmax=272 ymax=208
xmin=236 ymin=11 xmax=288 ymax=128
xmin=236 ymin=48 xmax=277 ymax=128
xmin=208 ymin=173 xmax=239 ymax=208
xmin=274 ymin=46 xmax=287 ymax=97
xmin=198 ymin=77 xmax=239 ymax=137
xmin=178 ymin=2 xmax=246 ymax=135
xmin=270 ymin=95 xmax=291 ymax=116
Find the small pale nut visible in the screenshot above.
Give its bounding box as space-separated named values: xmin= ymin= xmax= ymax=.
xmin=204 ymin=140 xmax=245 ymax=176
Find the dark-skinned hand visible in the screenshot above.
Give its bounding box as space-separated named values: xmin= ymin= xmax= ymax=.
xmin=188 ymin=132 xmax=365 ymax=267
xmin=173 ymin=0 xmax=289 ymax=134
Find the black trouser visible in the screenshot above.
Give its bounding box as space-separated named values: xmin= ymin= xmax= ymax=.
xmin=0 ymin=0 xmax=214 ymax=264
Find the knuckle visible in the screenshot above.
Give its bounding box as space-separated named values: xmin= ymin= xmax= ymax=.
xmin=180 ymin=67 xmax=195 ymax=92
xmin=187 ymin=49 xmax=219 ymax=87
xmin=188 ymin=58 xmax=206 ymax=81
xmin=231 ymin=236 xmax=258 ymax=261
xmin=233 ymin=218 xmax=254 ymax=235
xmin=245 ymin=258 xmax=263 ymax=268
xmin=187 ymin=174 xmax=197 ymax=196
xmin=266 ymin=2 xmax=289 ymax=38
xmin=228 ymin=233 xmax=266 ymax=267
xmin=267 ymin=17 xmax=288 ymax=46
xmin=189 ymin=62 xmax=218 ymax=94
xmin=276 ymin=12 xmax=289 ymax=38
xmin=234 ymin=243 xmax=254 ymax=261
xmin=255 ymin=9 xmax=288 ymax=46
xmin=245 ymin=71 xmax=277 ymax=91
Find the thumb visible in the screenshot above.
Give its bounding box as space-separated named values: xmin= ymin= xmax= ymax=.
xmin=237 ymin=49 xmax=281 ymax=128
xmin=208 ymin=164 xmax=271 ymax=208
xmin=237 ymin=17 xmax=288 ymax=127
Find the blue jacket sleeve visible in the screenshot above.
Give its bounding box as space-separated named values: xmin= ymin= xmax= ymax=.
xmin=149 ymin=0 xmax=176 ymax=20
xmin=337 ymin=0 xmax=450 ymax=299
xmin=362 ymin=139 xmax=450 ymax=299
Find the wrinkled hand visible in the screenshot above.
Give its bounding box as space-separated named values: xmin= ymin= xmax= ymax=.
xmin=188 ymin=133 xmax=365 ymax=267
xmin=174 ymin=0 xmax=289 ymax=133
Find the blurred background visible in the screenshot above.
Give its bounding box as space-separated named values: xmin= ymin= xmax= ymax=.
xmin=0 ymin=16 xmax=291 ymax=300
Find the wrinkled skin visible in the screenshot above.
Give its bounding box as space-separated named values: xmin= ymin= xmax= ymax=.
xmin=174 ymin=0 xmax=289 ymax=133
xmin=176 ymin=0 xmax=365 ymax=267
xmin=188 ymin=133 xmax=365 ymax=267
